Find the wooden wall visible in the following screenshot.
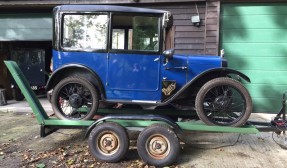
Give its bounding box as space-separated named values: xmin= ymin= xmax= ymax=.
xmin=205 ymin=1 xmax=220 ymax=55
xmin=145 ymin=1 xmax=220 ymax=55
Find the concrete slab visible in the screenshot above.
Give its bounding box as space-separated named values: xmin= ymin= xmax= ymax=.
xmin=0 ymin=98 xmax=53 ymax=115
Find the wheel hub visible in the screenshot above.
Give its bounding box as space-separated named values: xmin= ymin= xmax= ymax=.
xmin=69 ymin=94 xmax=83 ymax=108
xmin=99 ymin=133 xmax=119 ymax=154
xmin=213 ymin=96 xmax=231 ymax=111
xmin=148 ymin=136 xmax=168 ymax=157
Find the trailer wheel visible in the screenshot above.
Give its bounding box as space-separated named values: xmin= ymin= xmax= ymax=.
xmin=51 ymin=77 xmax=98 ymax=120
xmin=195 ymin=77 xmax=252 ymax=127
xmin=88 ymin=122 xmax=129 ymax=163
xmin=137 ymin=124 xmax=180 ymax=167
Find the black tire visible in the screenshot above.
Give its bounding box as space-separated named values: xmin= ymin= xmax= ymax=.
xmin=137 ymin=124 xmax=180 ymax=167
xmin=12 ymin=88 xmax=24 ymax=101
xmin=195 ymin=77 xmax=252 ymax=127
xmin=51 ymin=77 xmax=99 ymax=120
xmin=88 ymin=122 xmax=129 ymax=163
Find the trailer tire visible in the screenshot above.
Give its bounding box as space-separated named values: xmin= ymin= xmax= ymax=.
xmin=88 ymin=122 xmax=129 ymax=163
xmin=195 ymin=77 xmax=252 ymax=127
xmin=137 ymin=124 xmax=180 ymax=167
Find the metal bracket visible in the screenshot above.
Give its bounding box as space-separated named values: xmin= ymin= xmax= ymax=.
xmin=40 ymin=125 xmax=59 ymax=137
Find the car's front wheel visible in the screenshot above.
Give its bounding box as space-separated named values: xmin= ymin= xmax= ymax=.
xmin=51 ymin=77 xmax=99 ymax=120
xmin=195 ymin=77 xmax=252 ymax=127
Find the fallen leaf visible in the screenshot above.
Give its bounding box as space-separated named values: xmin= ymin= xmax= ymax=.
xmin=63 ymin=152 xmax=68 ymax=156
xmin=66 ymin=158 xmax=75 ymax=165
xmin=36 ymin=163 xmax=45 ymax=168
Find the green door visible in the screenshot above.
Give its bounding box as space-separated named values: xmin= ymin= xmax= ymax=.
xmin=220 ymin=3 xmax=287 ymax=113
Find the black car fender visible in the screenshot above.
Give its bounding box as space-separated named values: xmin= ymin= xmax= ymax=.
xmin=160 ymin=68 xmax=250 ymax=105
xmin=199 ymin=68 xmax=251 ymax=83
xmin=46 ymin=64 xmax=105 ymax=99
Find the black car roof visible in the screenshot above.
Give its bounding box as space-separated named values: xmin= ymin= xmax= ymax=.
xmin=56 ymin=5 xmax=168 ymax=14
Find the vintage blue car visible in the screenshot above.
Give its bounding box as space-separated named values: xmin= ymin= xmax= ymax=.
xmin=46 ymin=5 xmax=252 ymax=127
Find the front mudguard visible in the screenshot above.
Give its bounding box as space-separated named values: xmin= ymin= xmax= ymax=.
xmin=160 ymin=68 xmax=250 ymax=105
xmin=220 ymin=68 xmax=250 ymax=83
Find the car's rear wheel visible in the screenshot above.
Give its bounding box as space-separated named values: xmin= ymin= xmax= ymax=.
xmin=51 ymin=77 xmax=99 ymax=120
xmin=195 ymin=77 xmax=252 ymax=127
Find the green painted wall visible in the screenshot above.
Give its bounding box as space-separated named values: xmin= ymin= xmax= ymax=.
xmin=0 ymin=14 xmax=52 ymax=41
xmin=220 ymin=3 xmax=287 ymax=113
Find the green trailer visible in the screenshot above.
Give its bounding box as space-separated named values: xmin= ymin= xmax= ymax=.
xmin=4 ymin=61 xmax=286 ymax=167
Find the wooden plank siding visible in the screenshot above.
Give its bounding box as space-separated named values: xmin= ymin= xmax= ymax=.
xmin=0 ymin=0 xmax=206 ymax=7
xmin=205 ymin=1 xmax=220 ymax=55
xmin=150 ymin=3 xmax=206 ymax=55
xmin=146 ymin=2 xmax=220 ymax=55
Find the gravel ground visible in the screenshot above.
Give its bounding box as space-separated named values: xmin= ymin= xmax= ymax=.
xmin=1 ymin=108 xmax=287 ymax=168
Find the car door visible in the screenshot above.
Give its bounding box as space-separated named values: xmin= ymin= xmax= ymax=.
xmin=106 ymin=14 xmax=162 ymax=101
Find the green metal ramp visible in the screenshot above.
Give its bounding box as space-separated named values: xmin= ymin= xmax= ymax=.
xmin=4 ymin=60 xmax=259 ymax=135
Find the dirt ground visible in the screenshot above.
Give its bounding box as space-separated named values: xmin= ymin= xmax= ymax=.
xmin=1 ymin=111 xmax=287 ymax=168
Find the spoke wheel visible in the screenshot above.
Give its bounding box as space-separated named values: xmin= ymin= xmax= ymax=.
xmin=88 ymin=122 xmax=129 ymax=163
xmin=51 ymin=77 xmax=98 ymax=120
xmin=137 ymin=124 xmax=180 ymax=167
xmin=195 ymin=77 xmax=252 ymax=127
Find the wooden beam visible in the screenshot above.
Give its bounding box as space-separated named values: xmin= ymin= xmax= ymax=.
xmin=0 ymin=0 xmax=206 ymax=6
xmin=221 ymin=0 xmax=287 ymax=2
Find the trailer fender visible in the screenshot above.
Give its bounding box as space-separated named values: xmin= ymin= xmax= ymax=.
xmin=84 ymin=115 xmax=183 ymax=139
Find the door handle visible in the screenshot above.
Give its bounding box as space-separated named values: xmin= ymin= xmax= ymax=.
xmin=165 ymin=66 xmax=188 ymax=70
xmin=154 ymin=58 xmax=160 ymax=62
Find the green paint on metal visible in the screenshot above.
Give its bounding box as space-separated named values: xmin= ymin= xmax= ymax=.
xmin=109 ymin=120 xmax=259 ymax=134
xmin=4 ymin=61 xmax=49 ymax=125
xmin=177 ymin=122 xmax=259 ymax=134
xmin=4 ymin=61 xmax=92 ymax=127
xmin=220 ymin=3 xmax=287 ymax=113
xmin=44 ymin=118 xmax=93 ymax=126
xmin=97 ymin=108 xmax=196 ymax=116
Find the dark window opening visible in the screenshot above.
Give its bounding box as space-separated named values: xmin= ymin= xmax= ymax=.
xmin=111 ymin=15 xmax=160 ymax=52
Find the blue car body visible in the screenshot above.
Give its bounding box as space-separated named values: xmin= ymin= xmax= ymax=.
xmin=52 ymin=50 xmax=223 ymax=102
xmin=47 ymin=4 xmax=250 ymax=106
xmin=46 ymin=5 xmax=252 ymax=127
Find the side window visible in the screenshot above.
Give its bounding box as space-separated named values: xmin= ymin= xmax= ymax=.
xmin=112 ymin=29 xmax=125 ymax=50
xmin=62 ymin=14 xmax=108 ymax=50
xmin=111 ymin=15 xmax=160 ymax=52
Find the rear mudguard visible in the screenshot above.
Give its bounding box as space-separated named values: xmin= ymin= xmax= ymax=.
xmin=45 ymin=64 xmax=105 ymax=99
